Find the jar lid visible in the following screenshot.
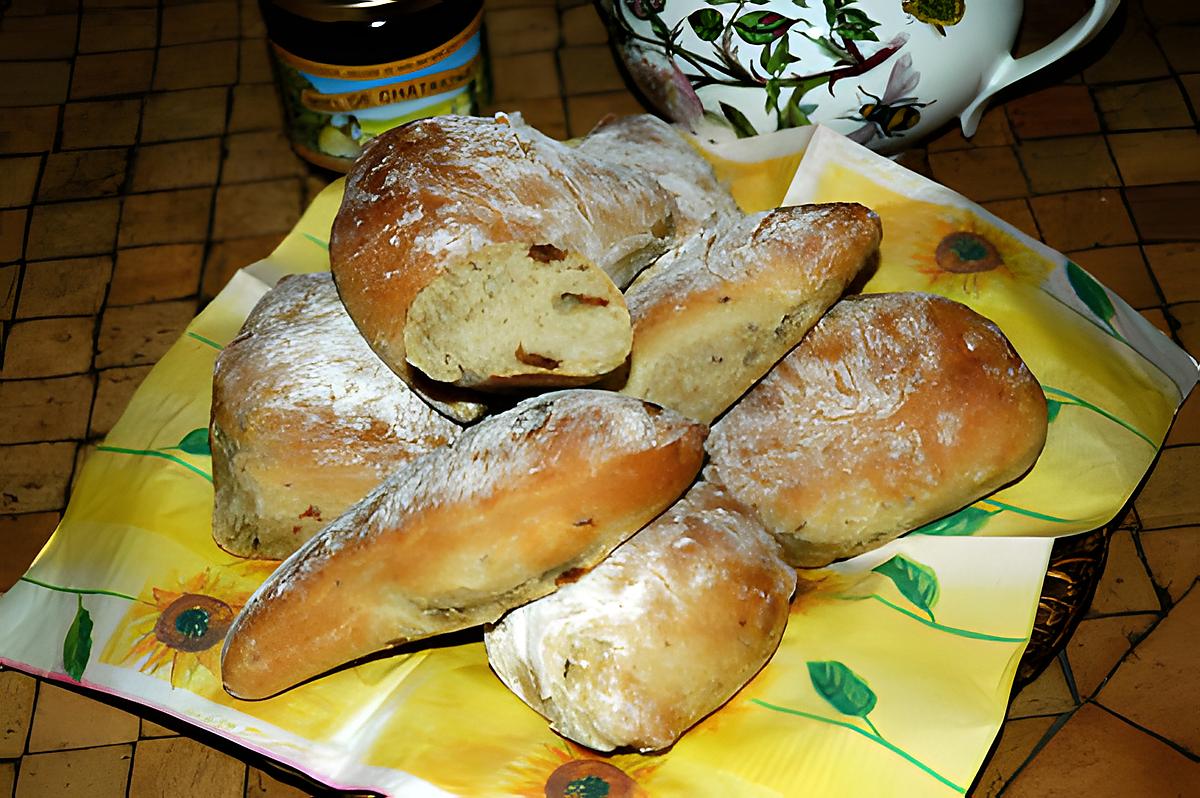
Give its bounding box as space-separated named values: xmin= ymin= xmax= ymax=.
xmin=266 ymin=0 xmax=443 ymax=23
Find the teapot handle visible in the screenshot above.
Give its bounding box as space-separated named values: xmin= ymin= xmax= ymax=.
xmin=959 ymin=0 xmax=1120 ymax=136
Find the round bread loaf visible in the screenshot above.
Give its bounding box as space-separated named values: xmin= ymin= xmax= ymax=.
xmin=485 ymin=479 xmax=796 ymax=752
xmin=611 ymin=203 xmax=881 ymax=423
xmin=210 ymin=273 xmax=462 ymax=560
xmin=221 ymin=389 xmax=707 ymax=700
xmin=707 ymin=292 xmax=1048 ymax=567
xmin=330 ymin=113 xmax=676 ymax=395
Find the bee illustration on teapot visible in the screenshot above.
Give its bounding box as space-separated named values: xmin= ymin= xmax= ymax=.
xmin=844 ymin=53 xmax=935 ymax=145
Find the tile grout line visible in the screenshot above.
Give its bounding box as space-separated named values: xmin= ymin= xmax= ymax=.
xmin=1083 ymin=609 xmax=1167 ymax=703
xmin=1054 ymin=648 xmax=1083 ymax=707
xmin=999 ymin=99 xmax=1046 ymax=244
xmin=16 ymin=673 xmax=43 ymax=788
xmin=994 ymin=706 xmax=1078 ymax=797
xmin=1078 ymin=83 xmax=1176 ymax=322
xmin=1127 ymin=518 xmax=1177 ymax=614
xmin=70 ymin=0 xmax=167 ymax=469
xmin=1138 ymin=3 xmax=1200 ymax=131
xmin=550 ymin=9 xmax=571 ymax=137
xmin=1092 ymin=698 xmax=1200 ymax=764
xmin=192 ymin=0 xmax=243 ymax=304
xmin=554 ymin=4 xmax=570 ymax=140
xmin=1084 ymin=577 xmax=1200 ymax=761
xmin=1129 ymin=0 xmax=1200 ymax=349
xmin=65 ymin=116 xmax=146 ymax=490
xmin=0 ymin=151 xmax=47 ymax=374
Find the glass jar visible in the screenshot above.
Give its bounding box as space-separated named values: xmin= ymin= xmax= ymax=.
xmin=260 ymin=0 xmax=487 ymax=172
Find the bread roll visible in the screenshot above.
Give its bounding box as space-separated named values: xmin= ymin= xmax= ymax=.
xmin=707 ymin=292 xmax=1048 ymax=567
xmin=210 ymin=273 xmax=462 ymax=560
xmin=574 ymin=114 xmax=740 ymax=235
xmin=330 ymin=113 xmax=675 ymax=394
xmin=485 ymin=479 xmax=795 ymax=752
xmin=611 ymin=203 xmax=881 ymax=423
xmin=221 ymin=390 xmax=707 ymax=699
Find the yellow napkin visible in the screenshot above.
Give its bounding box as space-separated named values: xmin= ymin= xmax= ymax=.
xmin=0 ymin=125 xmax=1194 ymax=797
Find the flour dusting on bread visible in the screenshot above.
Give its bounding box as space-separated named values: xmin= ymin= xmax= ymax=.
xmin=485 ymin=479 xmax=795 ymax=752
xmin=210 ymin=273 xmax=461 ymax=559
xmin=221 ymin=390 xmax=707 ymax=700
xmin=707 ymin=292 xmax=1048 ymax=566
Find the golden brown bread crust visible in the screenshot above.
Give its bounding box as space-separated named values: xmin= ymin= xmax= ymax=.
xmin=574 ymin=114 xmax=741 ymax=236
xmin=611 ymin=203 xmax=882 ymax=423
xmin=329 ymin=113 xmax=674 ymax=396
xmin=209 ymin=273 xmax=462 ymax=560
xmin=221 ymin=390 xmax=707 ymax=700
xmin=707 ymin=292 xmax=1048 ymax=567
xmin=484 ymin=479 xmax=796 ymax=752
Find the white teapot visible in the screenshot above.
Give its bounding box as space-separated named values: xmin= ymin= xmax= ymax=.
xmin=599 ymin=0 xmax=1119 ymax=152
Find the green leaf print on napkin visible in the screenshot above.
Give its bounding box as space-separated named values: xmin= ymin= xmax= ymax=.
xmin=912 ymin=505 xmax=994 ymax=536
xmin=97 ymin=426 xmax=214 ymax=481
xmin=63 ymin=596 xmax=94 ymax=682
xmin=1046 ymin=398 xmax=1064 ymax=423
xmin=1065 ymin=261 xmax=1120 ymax=339
xmin=174 ymin=428 xmax=211 ymax=455
xmin=872 ymin=555 xmax=940 ymax=622
xmin=752 ymin=660 xmax=967 ymax=791
xmin=1042 ymin=385 xmax=1156 ymax=448
xmin=807 ymin=660 xmax=878 ymax=726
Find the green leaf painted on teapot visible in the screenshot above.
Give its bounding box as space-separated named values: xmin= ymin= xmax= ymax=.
xmin=688 ymin=8 xmax=724 ymax=41
xmin=872 ymin=555 xmax=940 ymax=621
xmin=648 ymin=13 xmax=671 ymax=38
xmin=719 ymin=101 xmax=759 ymax=137
xmin=836 ymin=8 xmax=880 ymax=40
xmin=732 ymin=10 xmax=798 ymax=44
xmin=823 ymin=0 xmax=881 ymax=42
xmin=765 ymin=78 xmax=782 ymax=113
xmin=807 ymin=660 xmax=877 ymax=718
xmin=761 ymin=35 xmax=796 ymax=75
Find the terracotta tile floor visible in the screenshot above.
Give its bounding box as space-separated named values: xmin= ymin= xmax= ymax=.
xmin=1 ymin=0 xmax=1198 ymax=795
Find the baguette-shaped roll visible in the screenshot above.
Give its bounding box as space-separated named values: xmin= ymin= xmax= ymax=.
xmin=485 ymin=479 xmax=795 ymax=752
xmin=210 ymin=273 xmax=462 ymax=560
xmin=707 ymin=292 xmax=1048 ymax=567
xmin=574 ymin=114 xmax=740 ymax=235
xmin=612 ymin=203 xmax=881 ymax=423
xmin=330 ymin=113 xmax=674 ymax=394
xmin=221 ymin=390 xmax=706 ymax=699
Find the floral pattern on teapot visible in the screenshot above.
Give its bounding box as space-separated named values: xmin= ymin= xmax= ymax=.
xmin=607 ymin=0 xmax=943 ymax=147
xmin=601 ymin=0 xmax=1120 ymax=152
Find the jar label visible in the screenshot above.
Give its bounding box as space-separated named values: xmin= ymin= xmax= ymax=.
xmin=270 ymin=10 xmax=485 ymax=170
xmin=299 ymin=58 xmax=480 ymax=113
